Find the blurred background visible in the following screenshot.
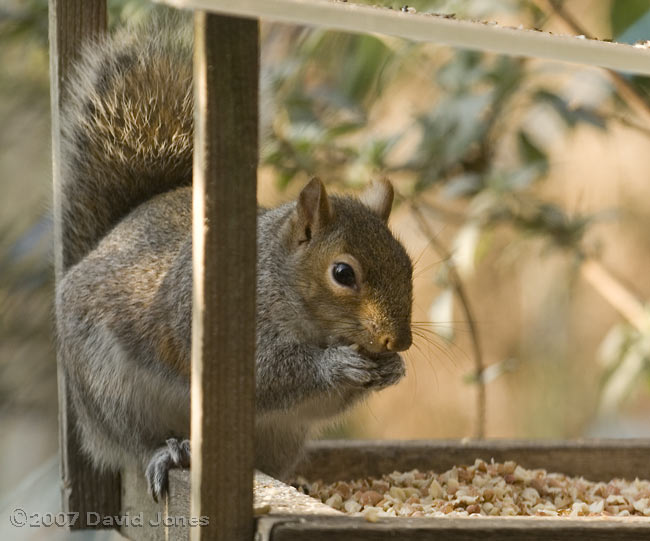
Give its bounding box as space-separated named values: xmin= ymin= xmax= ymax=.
xmin=1 ymin=0 xmax=650 ymax=538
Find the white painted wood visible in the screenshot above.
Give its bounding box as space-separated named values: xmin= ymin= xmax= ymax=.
xmin=155 ymin=0 xmax=650 ymax=75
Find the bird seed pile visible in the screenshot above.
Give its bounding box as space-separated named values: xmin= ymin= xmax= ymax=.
xmin=298 ymin=459 xmax=650 ymax=519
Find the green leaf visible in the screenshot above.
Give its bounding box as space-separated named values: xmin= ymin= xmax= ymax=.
xmin=276 ymin=170 xmax=298 ymax=190
xmin=325 ymin=121 xmax=365 ymax=139
xmin=304 ymin=33 xmax=396 ymax=106
xmin=442 ymin=173 xmax=483 ymax=199
xmin=534 ymin=90 xmax=606 ymax=130
xmin=517 ymin=130 xmax=548 ymax=173
xmin=610 ymin=0 xmax=650 ymax=40
xmin=436 ymin=50 xmax=485 ymax=92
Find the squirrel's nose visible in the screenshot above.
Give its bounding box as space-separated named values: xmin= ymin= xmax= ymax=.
xmin=380 ymin=330 xmax=412 ymax=352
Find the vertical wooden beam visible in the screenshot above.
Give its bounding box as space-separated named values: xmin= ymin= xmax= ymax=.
xmin=49 ymin=0 xmax=106 ymax=275
xmin=49 ymin=0 xmax=121 ymax=528
xmin=192 ymin=11 xmax=258 ymax=541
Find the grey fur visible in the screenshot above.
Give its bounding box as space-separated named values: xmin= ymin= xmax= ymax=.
xmin=56 ymin=11 xmax=413 ymax=500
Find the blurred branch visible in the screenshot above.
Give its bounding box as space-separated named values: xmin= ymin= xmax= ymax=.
xmin=580 ymin=258 xmax=650 ymax=333
xmin=543 ymin=0 xmax=650 ymax=119
xmin=410 ymin=201 xmax=486 ymax=440
xmin=606 ymin=111 xmax=650 ymax=138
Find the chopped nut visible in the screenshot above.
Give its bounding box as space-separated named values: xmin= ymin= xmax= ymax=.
xmin=530 ymin=477 xmax=546 ymax=494
xmin=404 ymin=487 xmax=421 ymax=499
xmin=446 ymin=478 xmax=460 ymax=494
xmin=513 ymin=465 xmax=531 ymax=482
xmin=521 ymin=487 xmax=540 ymax=503
xmin=325 ymin=493 xmax=343 ymax=509
xmin=372 ymin=480 xmax=390 ymax=493
xmin=363 ymin=507 xmax=380 ymax=523
xmin=389 ymin=486 xmax=406 ymax=501
xmin=304 ymin=460 xmax=650 ymax=518
xmin=359 ymin=490 xmax=384 ymax=507
xmin=633 ymin=498 xmax=650 ymax=515
xmin=441 ymin=502 xmax=454 ymax=514
xmin=589 ymin=499 xmax=605 ymax=514
xmin=456 ymin=493 xmax=479 ymax=505
xmin=482 ymin=488 xmax=495 ymax=502
xmin=397 ymin=504 xmax=414 ymax=517
xmin=570 ymin=501 xmax=589 ymax=516
xmin=334 ymin=481 xmax=351 ymax=499
xmin=344 ymin=499 xmax=362 ymax=513
xmin=606 ymin=494 xmax=627 ymax=505
xmin=428 ymin=479 xmax=444 ymax=499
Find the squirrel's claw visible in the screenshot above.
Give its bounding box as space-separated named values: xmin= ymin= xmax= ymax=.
xmin=368 ymin=353 xmax=406 ymax=390
xmin=145 ymin=438 xmax=191 ymax=502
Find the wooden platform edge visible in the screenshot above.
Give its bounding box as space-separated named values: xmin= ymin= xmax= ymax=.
xmin=261 ymin=514 xmax=650 ymax=541
xmin=295 ymin=439 xmax=650 ymax=483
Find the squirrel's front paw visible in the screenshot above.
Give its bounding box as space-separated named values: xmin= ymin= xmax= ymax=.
xmin=327 ymin=345 xmax=378 ymax=387
xmin=367 ymin=352 xmax=406 ymax=390
xmin=145 ymin=438 xmax=191 ymax=502
xmin=327 ymin=346 xmax=405 ymax=390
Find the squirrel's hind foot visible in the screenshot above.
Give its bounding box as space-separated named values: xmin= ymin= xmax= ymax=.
xmin=145 ymin=438 xmax=191 ymax=502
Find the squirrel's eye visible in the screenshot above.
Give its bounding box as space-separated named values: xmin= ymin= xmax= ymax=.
xmin=332 ymin=262 xmax=356 ymax=288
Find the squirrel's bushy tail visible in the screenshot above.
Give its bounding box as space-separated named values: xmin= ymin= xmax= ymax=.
xmin=60 ymin=10 xmax=193 ymax=271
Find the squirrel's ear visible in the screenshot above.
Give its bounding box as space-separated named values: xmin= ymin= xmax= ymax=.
xmin=295 ymin=177 xmax=332 ymax=243
xmin=359 ymin=179 xmax=394 ymax=222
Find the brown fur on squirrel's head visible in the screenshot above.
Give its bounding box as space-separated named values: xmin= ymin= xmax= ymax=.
xmin=286 ymin=178 xmax=413 ymax=355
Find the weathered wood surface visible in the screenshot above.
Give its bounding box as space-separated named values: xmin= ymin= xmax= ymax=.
xmin=155 ymin=0 xmax=650 ymax=76
xmin=254 ymin=471 xmax=342 ymax=517
xmin=295 ymin=439 xmax=650 ymax=483
xmin=121 ymin=468 xmax=191 ymax=541
xmin=191 ymin=10 xmax=259 ymax=541
xmin=263 ymin=515 xmax=650 ymax=541
xmin=121 ymin=464 xmax=166 ymax=540
xmin=49 ymin=0 xmax=121 ymax=528
xmin=122 ymin=470 xmax=340 ymax=540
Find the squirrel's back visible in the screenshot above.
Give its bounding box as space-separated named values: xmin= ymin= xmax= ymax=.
xmin=60 ymin=10 xmax=193 ymax=271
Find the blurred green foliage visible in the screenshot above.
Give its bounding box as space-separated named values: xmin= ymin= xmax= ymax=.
xmin=610 ymin=0 xmax=650 ymax=116
xmin=263 ymin=3 xmax=612 ymax=243
xmin=610 ymin=0 xmax=650 ymax=40
xmin=1 ymin=0 xmax=650 ymax=426
xmin=260 ymin=1 xmax=650 ymax=421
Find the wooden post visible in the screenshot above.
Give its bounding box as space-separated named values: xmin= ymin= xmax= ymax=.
xmin=192 ymin=11 xmax=259 ymax=541
xmin=49 ymin=0 xmax=122 ymax=528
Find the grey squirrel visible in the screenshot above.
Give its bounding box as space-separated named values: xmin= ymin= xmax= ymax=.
xmin=55 ymin=11 xmax=413 ymax=501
